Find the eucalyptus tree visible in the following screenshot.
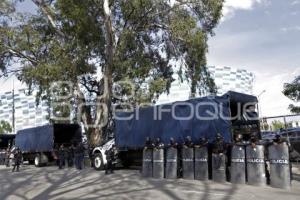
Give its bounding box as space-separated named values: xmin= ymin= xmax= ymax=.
xmin=0 ymin=0 xmax=223 ymax=145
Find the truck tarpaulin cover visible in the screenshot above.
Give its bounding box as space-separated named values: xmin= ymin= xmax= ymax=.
xmin=115 ymin=96 xmax=231 ymax=148
xmin=15 ymin=125 xmax=54 ymax=152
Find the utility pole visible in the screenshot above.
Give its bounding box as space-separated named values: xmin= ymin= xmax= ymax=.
xmin=257 ymin=90 xmax=266 ymax=117
xmin=12 ymin=80 xmax=15 ymax=134
xmin=257 ymin=89 xmax=266 ymax=131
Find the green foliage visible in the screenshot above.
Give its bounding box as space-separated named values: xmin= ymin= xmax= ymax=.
xmin=0 ymin=0 xmax=224 ymax=144
xmin=260 ymin=122 xmax=270 ymax=131
xmin=0 ymin=0 xmax=15 ymax=16
xmin=271 ymin=120 xmax=285 ymax=131
xmin=0 ymin=120 xmax=12 ymax=134
xmin=283 ymin=76 xmax=300 ymax=114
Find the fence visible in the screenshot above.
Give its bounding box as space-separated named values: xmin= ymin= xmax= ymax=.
xmin=260 ymin=114 xmax=300 ymax=132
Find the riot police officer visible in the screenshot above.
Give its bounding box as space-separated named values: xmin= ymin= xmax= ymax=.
xmin=181 ymin=136 xmax=194 ymax=179
xmin=12 ymin=147 xmax=22 ymax=172
xmin=166 ymin=137 xmax=178 ymax=179
xmin=154 ymin=137 xmax=164 ymax=149
xmin=272 ymin=134 xmax=293 ymax=182
xmin=234 ymin=134 xmax=245 ymax=145
xmin=74 ymin=142 xmax=85 ymax=170
xmin=195 ymin=137 xmax=208 ymax=148
xmin=68 ymin=144 xmax=75 ymax=167
xmin=168 ymin=137 xmax=178 ymax=148
xmin=230 ymin=133 xmax=247 ymax=184
xmin=194 ymin=137 xmax=209 ymax=180
xmin=250 ymin=134 xmax=258 ymax=147
xmin=142 ymin=137 xmax=154 ymax=177
xmin=144 ymin=137 xmax=154 ymax=149
xmin=152 ymin=138 xmax=164 ymax=178
xmin=105 ymin=144 xmax=117 ymax=174
xmin=5 ymin=147 xmax=11 ymax=167
xmin=211 ymin=133 xmax=227 ymax=182
xmin=273 ymin=134 xmax=291 ymax=146
xmin=58 ymin=144 xmax=65 ymax=169
xmin=183 ymin=136 xmax=194 ymax=148
xmin=212 ymin=133 xmax=225 ymax=153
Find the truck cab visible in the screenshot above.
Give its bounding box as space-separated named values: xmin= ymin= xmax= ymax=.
xmin=92 ymin=139 xmax=115 ymax=170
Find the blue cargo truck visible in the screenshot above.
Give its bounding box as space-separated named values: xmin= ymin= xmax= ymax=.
xmin=15 ymin=124 xmax=82 ymax=167
xmin=92 ymin=91 xmax=260 ymax=170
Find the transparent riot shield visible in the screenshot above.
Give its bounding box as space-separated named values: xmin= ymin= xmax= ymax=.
xmin=153 ymin=148 xmax=164 ymax=179
xmin=182 ymin=147 xmax=194 ymax=179
xmin=212 ymin=153 xmax=226 ymax=182
xmin=194 ymin=146 xmax=208 ymax=181
xmin=231 ymin=145 xmax=246 ymax=184
xmin=165 ymin=147 xmax=177 ymax=179
xmin=142 ymin=148 xmax=153 ymax=177
xmin=268 ymin=143 xmax=291 ymax=189
xmin=246 ymin=145 xmax=266 ymax=186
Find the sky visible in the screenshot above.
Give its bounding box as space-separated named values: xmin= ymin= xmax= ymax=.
xmin=207 ymin=0 xmax=300 ymax=117
xmin=0 ymin=0 xmax=300 ymax=117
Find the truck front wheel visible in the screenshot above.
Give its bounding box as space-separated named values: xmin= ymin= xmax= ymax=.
xmin=34 ymin=155 xmax=41 ymax=167
xmin=93 ymin=153 xmax=104 ymax=171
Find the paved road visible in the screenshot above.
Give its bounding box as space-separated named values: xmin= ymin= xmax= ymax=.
xmin=0 ymin=165 xmax=300 ymax=200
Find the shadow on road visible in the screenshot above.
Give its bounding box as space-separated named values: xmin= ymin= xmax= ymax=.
xmin=1 ymin=166 xmax=299 ymax=200
xmin=0 ymin=165 xmax=240 ymax=200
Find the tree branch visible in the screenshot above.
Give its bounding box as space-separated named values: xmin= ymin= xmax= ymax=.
xmin=80 ymin=76 xmax=102 ymax=95
xmin=32 ymin=0 xmax=65 ymax=38
xmin=3 ymin=45 xmax=38 ymax=65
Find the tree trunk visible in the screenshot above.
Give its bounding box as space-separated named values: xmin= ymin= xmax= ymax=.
xmin=88 ymin=127 xmax=102 ymax=147
xmin=103 ymin=0 xmax=114 ymax=108
xmin=87 ymin=0 xmax=115 ymax=146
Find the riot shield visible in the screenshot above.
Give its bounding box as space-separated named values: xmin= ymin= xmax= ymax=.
xmin=212 ymin=153 xmax=226 ymax=182
xmin=165 ymin=147 xmax=178 ymax=179
xmin=230 ymin=145 xmax=246 ymax=184
xmin=142 ymin=148 xmax=153 ymax=177
xmin=153 ymin=148 xmax=164 ymax=179
xmin=182 ymin=147 xmax=194 ymax=179
xmin=246 ymin=145 xmax=266 ymax=186
xmin=268 ymin=143 xmax=291 ymax=189
xmin=194 ymin=146 xmax=208 ymax=181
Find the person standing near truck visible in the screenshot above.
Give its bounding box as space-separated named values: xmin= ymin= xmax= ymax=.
xmin=79 ymin=142 xmax=85 ymax=169
xmin=105 ymin=144 xmax=117 ymax=174
xmin=74 ymin=142 xmax=84 ymax=170
xmin=68 ymin=144 xmax=75 ymax=167
xmin=64 ymin=145 xmax=70 ymax=168
xmin=74 ymin=143 xmax=79 ymax=170
xmin=12 ymin=147 xmax=22 ymax=172
xmin=5 ymin=147 xmax=11 ymax=167
xmin=58 ymin=144 xmax=65 ymax=169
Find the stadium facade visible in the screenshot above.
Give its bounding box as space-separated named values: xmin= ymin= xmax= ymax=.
xmin=208 ymin=66 xmax=254 ymax=96
xmin=0 ymin=89 xmax=49 ymax=133
xmin=157 ymin=66 xmax=255 ymax=104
